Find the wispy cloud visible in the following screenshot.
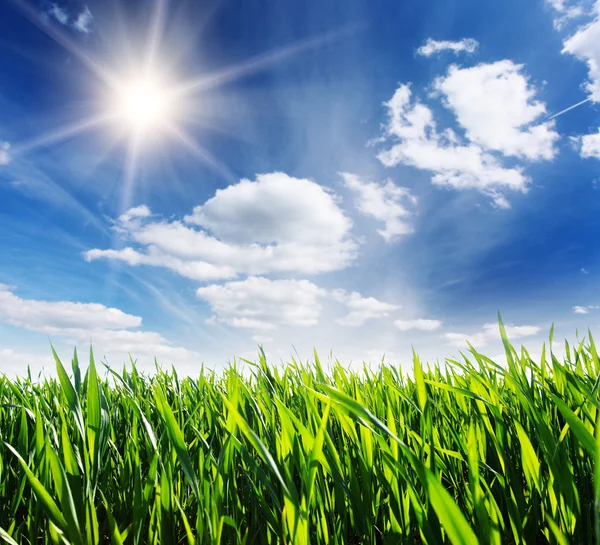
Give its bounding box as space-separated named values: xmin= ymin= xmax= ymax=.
xmin=331 ymin=289 xmax=400 ymax=326
xmin=45 ymin=3 xmax=94 ymax=34
xmin=0 ymin=284 xmax=197 ymax=363
xmin=445 ymin=322 xmax=540 ymax=348
xmin=47 ymin=3 xmax=68 ymax=25
xmin=417 ymin=38 xmax=479 ymax=57
xmin=572 ymin=304 xmax=599 ymax=314
xmin=72 ymin=6 xmax=93 ymax=34
xmin=394 ymin=318 xmax=442 ymax=331
xmin=0 ymin=142 xmax=10 ymax=165
xmin=340 ymin=172 xmax=417 ymax=242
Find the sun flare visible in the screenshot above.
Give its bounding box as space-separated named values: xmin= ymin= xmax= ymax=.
xmin=113 ymin=74 xmax=174 ymax=133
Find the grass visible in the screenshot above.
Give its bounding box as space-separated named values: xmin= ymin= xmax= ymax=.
xmin=0 ymin=320 xmax=599 ymax=544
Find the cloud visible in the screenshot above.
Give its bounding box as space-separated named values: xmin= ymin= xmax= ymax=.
xmin=340 ymin=172 xmax=417 ymax=241
xmin=546 ymin=0 xmax=586 ymax=29
xmin=377 ymin=84 xmax=529 ymax=207
xmin=0 ymin=285 xmax=197 ymax=362
xmin=417 ymin=38 xmax=479 ymax=57
xmin=47 ymin=3 xmax=69 ymax=25
xmin=573 ymin=129 xmax=600 ymax=158
xmin=73 ymin=6 xmax=93 ymax=33
xmin=0 ymin=284 xmax=141 ymax=333
xmin=572 ymin=304 xmax=599 ymax=313
xmin=563 ymin=6 xmax=600 ymax=101
xmin=197 ymin=277 xmax=326 ymax=331
xmin=0 ymin=142 xmax=9 ymax=165
xmin=0 ymin=347 xmax=53 ymax=377
xmin=394 ymin=318 xmax=443 ymax=331
xmin=433 ymin=61 xmax=559 ymax=160
xmin=445 ymin=322 xmax=540 ymax=347
xmin=86 ymin=173 xmax=359 ymax=278
xmin=331 ymin=289 xmax=400 ymax=326
xmin=45 ymin=3 xmax=93 ymax=34
xmin=118 ymin=204 xmax=152 ymax=223
xmin=252 ymin=335 xmax=274 ymax=344
xmin=377 ymin=61 xmax=558 ymax=207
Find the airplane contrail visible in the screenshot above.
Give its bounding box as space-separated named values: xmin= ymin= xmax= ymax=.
xmin=547 ymin=97 xmax=592 ymax=121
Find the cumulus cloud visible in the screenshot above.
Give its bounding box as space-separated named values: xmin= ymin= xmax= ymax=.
xmin=197 ymin=277 xmax=326 ymax=331
xmin=433 ymin=61 xmax=559 ymax=160
xmin=0 ymin=285 xmax=196 ymax=362
xmin=340 ymin=172 xmax=417 ymax=241
xmin=562 ymin=6 xmax=600 ymax=101
xmin=572 ymin=304 xmax=599 ymax=314
xmin=572 ymin=129 xmax=600 ymax=158
xmin=0 ymin=284 xmax=141 ymax=333
xmin=86 ymin=173 xmax=358 ymax=278
xmin=377 ymin=61 xmax=558 ymax=207
xmin=331 ymin=289 xmax=400 ymax=326
xmin=417 ymin=38 xmax=479 ymax=57
xmin=0 ymin=142 xmax=10 ymax=165
xmin=445 ymin=322 xmax=540 ymax=348
xmin=394 ymin=318 xmax=442 ymax=331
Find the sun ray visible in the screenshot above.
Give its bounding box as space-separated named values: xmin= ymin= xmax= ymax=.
xmin=9 ymin=0 xmax=120 ymax=89
xmin=145 ymin=0 xmax=168 ymax=71
xmin=12 ymin=113 xmax=118 ymax=154
xmin=173 ymin=25 xmax=359 ymax=96
xmin=163 ymin=123 xmax=238 ymax=183
xmin=120 ymin=130 xmax=144 ymax=212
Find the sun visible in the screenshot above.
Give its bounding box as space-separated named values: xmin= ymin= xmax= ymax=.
xmin=113 ymin=73 xmax=174 ymax=133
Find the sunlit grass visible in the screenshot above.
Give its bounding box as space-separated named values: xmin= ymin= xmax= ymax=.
xmin=0 ymin=319 xmax=599 ymax=544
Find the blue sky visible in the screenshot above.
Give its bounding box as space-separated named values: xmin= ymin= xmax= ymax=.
xmin=1 ymin=0 xmax=599 ymax=375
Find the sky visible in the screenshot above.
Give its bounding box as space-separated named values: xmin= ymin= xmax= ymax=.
xmin=0 ymin=0 xmax=599 ymax=376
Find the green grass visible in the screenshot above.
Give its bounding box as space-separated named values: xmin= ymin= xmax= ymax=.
xmin=0 ymin=321 xmax=599 ymax=544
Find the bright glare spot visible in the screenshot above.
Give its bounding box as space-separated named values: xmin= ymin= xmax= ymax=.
xmin=114 ymin=75 xmax=172 ymax=132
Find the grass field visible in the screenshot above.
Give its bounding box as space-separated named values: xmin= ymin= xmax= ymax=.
xmin=0 ymin=321 xmax=599 ymax=544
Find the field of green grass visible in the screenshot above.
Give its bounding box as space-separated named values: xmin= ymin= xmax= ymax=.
xmin=0 ymin=321 xmax=599 ymax=544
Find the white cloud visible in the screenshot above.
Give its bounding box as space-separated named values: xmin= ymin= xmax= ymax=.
xmin=0 ymin=284 xmax=141 ymax=333
xmin=377 ymin=60 xmax=558 ymax=207
xmin=197 ymin=277 xmax=327 ymax=331
xmin=0 ymin=285 xmax=197 ymax=364
xmin=0 ymin=142 xmax=10 ymax=165
xmin=563 ymin=8 xmax=600 ymax=101
xmin=434 ymin=61 xmax=559 ymax=160
xmin=331 ymin=289 xmax=399 ymax=326
xmin=252 ymin=335 xmax=274 ymax=344
xmin=445 ymin=322 xmax=540 ymax=348
xmin=377 ymin=84 xmax=530 ymax=207
xmin=340 ymin=172 xmax=417 ymax=241
xmin=0 ymin=347 xmax=53 ymax=377
xmin=86 ymin=173 xmax=358 ymax=278
xmin=118 ymin=204 xmax=152 ymax=223
xmin=46 ymin=3 xmax=93 ymax=34
xmin=546 ymin=0 xmax=586 ymax=29
xmin=73 ymin=6 xmax=93 ymax=34
xmin=417 ymin=38 xmax=479 ymax=57
xmin=582 ymin=267 xmax=590 ymax=273
xmin=394 ymin=318 xmax=442 ymax=331
xmin=48 ymin=3 xmax=69 ymax=25
xmin=573 ymin=304 xmax=599 ymax=313
xmin=573 ymin=129 xmax=600 ymax=158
